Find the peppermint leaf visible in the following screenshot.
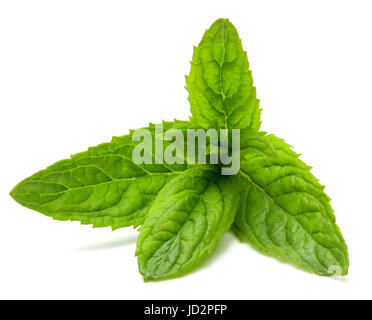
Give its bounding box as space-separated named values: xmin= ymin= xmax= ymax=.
xmin=10 ymin=121 xmax=192 ymax=229
xmin=136 ymin=167 xmax=239 ymax=281
xmin=233 ymin=134 xmax=349 ymax=276
xmin=186 ymin=18 xmax=261 ymax=130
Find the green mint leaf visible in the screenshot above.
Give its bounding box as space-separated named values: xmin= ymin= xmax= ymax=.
xmin=10 ymin=120 xmax=192 ymax=230
xmin=233 ymin=134 xmax=349 ymax=276
xmin=186 ymin=18 xmax=261 ymax=130
xmin=136 ymin=167 xmax=239 ymax=281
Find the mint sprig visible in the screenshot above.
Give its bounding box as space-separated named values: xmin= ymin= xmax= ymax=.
xmin=10 ymin=18 xmax=348 ymax=280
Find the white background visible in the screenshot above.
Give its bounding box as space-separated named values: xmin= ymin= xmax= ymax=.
xmin=1 ymin=0 xmax=371 ymax=300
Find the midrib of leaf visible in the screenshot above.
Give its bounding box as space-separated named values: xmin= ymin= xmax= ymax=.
xmin=12 ymin=171 xmax=180 ymax=198
xmin=238 ymin=183 xmax=263 ymax=249
xmin=219 ymin=19 xmax=228 ymax=129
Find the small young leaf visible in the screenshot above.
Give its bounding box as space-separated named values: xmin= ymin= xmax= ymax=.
xmin=10 ymin=121 xmax=192 ymax=229
xmin=233 ymin=134 xmax=349 ymax=276
xmin=186 ymin=18 xmax=261 ymax=130
xmin=136 ymin=167 xmax=239 ymax=281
